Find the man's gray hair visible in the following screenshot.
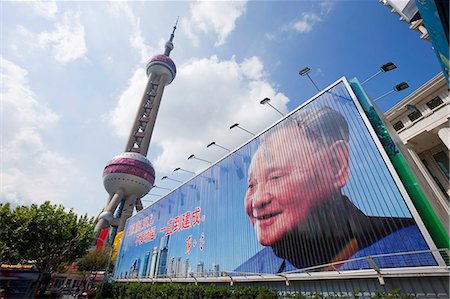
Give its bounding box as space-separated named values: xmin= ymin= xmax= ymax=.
xmin=274 ymin=106 xmax=349 ymax=147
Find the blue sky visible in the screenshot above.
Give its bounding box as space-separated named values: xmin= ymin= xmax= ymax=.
xmin=1 ymin=1 xmax=442 ymax=217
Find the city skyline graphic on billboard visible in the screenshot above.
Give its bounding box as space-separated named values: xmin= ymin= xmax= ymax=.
xmin=114 ymin=79 xmax=437 ymax=279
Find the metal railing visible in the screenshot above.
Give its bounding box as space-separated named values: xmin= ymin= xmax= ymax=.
xmin=114 ymin=249 xmax=449 ymax=286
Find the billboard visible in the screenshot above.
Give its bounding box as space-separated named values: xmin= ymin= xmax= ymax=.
xmin=114 ymin=78 xmax=439 ymax=279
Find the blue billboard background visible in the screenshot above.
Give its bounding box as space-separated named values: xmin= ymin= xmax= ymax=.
xmin=114 ymin=80 xmax=436 ymax=279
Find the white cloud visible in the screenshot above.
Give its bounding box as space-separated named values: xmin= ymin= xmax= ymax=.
xmin=107 ymin=2 xmax=157 ymax=63
xmin=38 ymin=12 xmax=87 ymax=64
xmin=182 ymin=1 xmax=247 ymax=47
xmin=108 ymin=68 xmax=148 ymax=137
xmin=272 ymin=1 xmax=333 ymax=37
xmin=291 ymin=13 xmax=321 ymax=33
xmin=28 ymin=0 xmax=58 ymax=19
xmin=320 ymin=1 xmax=333 ymax=15
xmin=1 ymin=58 xmax=59 ymax=140
xmin=0 ymin=58 xmax=85 ymax=210
xmin=241 ymin=56 xmax=265 ymax=80
xmin=108 ymin=55 xmax=289 ymax=174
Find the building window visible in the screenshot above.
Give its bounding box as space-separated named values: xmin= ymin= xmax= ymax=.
xmin=426 ymin=96 xmax=443 ymax=110
xmin=393 ymin=120 xmax=404 ymax=131
xmin=422 ymin=159 xmax=447 ymax=195
xmin=408 ymin=110 xmax=423 ymax=122
xmin=433 ymin=151 xmax=449 ymax=179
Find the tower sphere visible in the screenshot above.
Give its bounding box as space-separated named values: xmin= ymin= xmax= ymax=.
xmin=146 ymin=54 xmax=176 ymax=85
xmin=103 ymin=152 xmax=155 ymax=197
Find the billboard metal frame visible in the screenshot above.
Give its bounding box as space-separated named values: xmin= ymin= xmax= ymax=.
xmin=115 ymin=77 xmax=446 ymax=280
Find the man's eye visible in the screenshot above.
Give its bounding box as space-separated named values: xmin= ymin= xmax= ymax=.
xmin=271 ymin=174 xmax=282 ymax=180
xmin=247 ymin=183 xmax=254 ymax=189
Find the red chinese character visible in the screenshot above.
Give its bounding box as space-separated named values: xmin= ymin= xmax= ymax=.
xmin=148 ymin=214 xmax=154 ymax=226
xmin=149 ymin=226 xmax=156 ymax=241
xmin=199 ymin=233 xmax=205 ymax=251
xmin=192 ymin=207 xmax=201 ymax=226
xmin=166 ymin=219 xmax=174 ymax=235
xmin=173 ymin=216 xmax=181 ymax=232
xmin=137 ymin=232 xmax=144 ymax=245
xmin=182 ymin=211 xmax=191 ymax=229
xmin=185 ymin=235 xmax=193 ymax=254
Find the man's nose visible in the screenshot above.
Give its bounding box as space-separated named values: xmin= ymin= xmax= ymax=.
xmin=252 ymin=188 xmax=273 ymax=210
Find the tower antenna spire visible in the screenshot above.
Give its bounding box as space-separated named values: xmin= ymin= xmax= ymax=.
xmin=164 ymin=16 xmax=179 ymax=56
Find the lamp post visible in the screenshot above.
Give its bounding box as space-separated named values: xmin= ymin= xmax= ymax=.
xmin=153 ymin=185 xmax=172 ymax=191
xmin=373 ymin=82 xmax=409 ymax=102
xmin=299 ymin=67 xmax=320 ymax=92
xmin=140 ymin=198 xmax=157 ymax=203
xmin=173 ymin=167 xmax=196 ymax=175
xmin=361 ymin=62 xmax=397 ymax=85
xmin=406 ymin=104 xmax=419 ymax=112
xmin=260 ymin=98 xmax=284 ymax=116
xmin=207 ymin=142 xmax=231 ymax=152
xmin=161 ymin=176 xmax=183 ymax=183
xmin=229 ymin=123 xmax=255 ymax=136
xmin=148 ymin=193 xmax=162 ymax=197
xmin=187 ymin=154 xmax=212 ymax=164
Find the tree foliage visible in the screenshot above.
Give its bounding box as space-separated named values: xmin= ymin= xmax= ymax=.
xmin=0 ymin=201 xmax=94 ymax=272
xmin=78 ymin=247 xmax=112 ymax=273
xmin=98 ymin=283 xmax=279 ymax=299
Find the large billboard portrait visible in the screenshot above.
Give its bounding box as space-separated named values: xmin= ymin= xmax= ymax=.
xmin=114 ymin=78 xmax=440 ymax=279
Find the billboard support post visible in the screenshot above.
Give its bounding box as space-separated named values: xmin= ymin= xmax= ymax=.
xmin=367 ymin=257 xmax=385 ymax=285
xmin=276 ymin=274 xmax=290 ymax=286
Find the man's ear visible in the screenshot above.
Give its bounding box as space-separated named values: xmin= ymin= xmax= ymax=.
xmin=329 ymin=140 xmax=350 ymax=189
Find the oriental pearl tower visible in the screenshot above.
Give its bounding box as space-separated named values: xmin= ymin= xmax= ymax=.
xmin=93 ymin=20 xmax=178 ymax=245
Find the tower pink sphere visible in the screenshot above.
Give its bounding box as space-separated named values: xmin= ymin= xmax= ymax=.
xmin=146 ymin=54 xmax=176 ymax=84
xmin=103 ymin=152 xmax=155 ymax=197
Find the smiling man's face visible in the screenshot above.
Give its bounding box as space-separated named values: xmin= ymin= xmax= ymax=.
xmin=245 ymin=126 xmax=338 ymax=246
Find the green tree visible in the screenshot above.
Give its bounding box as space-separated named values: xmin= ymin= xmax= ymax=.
xmin=78 ymin=247 xmax=112 ymax=273
xmin=0 ymin=201 xmax=94 ymax=273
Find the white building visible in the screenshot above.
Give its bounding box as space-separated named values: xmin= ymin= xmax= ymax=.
xmin=385 ymin=72 xmax=449 ymax=229
xmin=380 ymin=0 xmax=429 ymax=41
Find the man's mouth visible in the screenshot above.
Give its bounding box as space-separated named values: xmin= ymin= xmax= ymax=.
xmin=254 ymin=211 xmax=282 ymax=221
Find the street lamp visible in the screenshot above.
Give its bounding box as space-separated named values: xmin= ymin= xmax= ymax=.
xmin=153 ymin=185 xmax=171 ymax=191
xmin=173 ymin=167 xmax=196 ymax=175
xmin=260 ymin=98 xmax=284 ymax=116
xmin=148 ymin=193 xmax=162 ymax=197
xmin=299 ymin=66 xmax=320 ymax=91
xmin=207 ymin=141 xmax=231 ymax=152
xmin=361 ymin=62 xmax=397 ymax=85
xmin=229 ymin=123 xmax=255 ymax=136
xmin=406 ymin=104 xmax=419 ymax=112
xmin=161 ymin=176 xmax=183 ymax=183
xmin=187 ymin=154 xmax=212 ymax=164
xmin=373 ymin=82 xmax=409 ymax=102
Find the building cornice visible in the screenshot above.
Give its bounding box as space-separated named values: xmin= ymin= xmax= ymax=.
xmin=385 ymin=73 xmax=446 ymax=120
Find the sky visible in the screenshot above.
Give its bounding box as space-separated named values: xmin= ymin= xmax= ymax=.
xmin=0 ymin=0 xmax=442 ymax=218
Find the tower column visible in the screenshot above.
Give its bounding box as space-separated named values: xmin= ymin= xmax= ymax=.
xmin=125 ymin=73 xmax=158 ymax=152
xmin=118 ymin=194 xmax=138 ymax=231
xmin=140 ymin=74 xmax=169 ymax=155
xmin=94 ymin=189 xmax=124 ymax=234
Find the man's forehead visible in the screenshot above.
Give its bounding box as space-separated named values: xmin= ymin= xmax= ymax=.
xmin=248 ymin=127 xmax=310 ymax=174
